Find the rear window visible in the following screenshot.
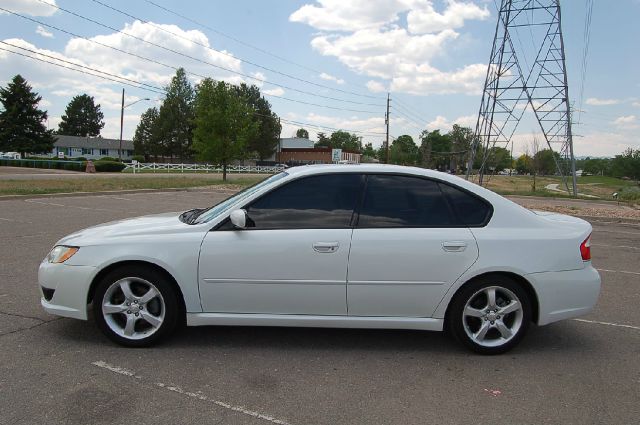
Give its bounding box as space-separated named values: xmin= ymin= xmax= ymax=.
xmin=439 ymin=183 xmax=492 ymax=226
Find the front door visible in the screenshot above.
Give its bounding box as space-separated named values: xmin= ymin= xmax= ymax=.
xmin=198 ymin=173 xmax=364 ymax=315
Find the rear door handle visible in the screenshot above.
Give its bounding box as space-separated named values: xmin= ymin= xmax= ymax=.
xmin=442 ymin=241 xmax=467 ymax=252
xmin=313 ymin=242 xmax=339 ymax=253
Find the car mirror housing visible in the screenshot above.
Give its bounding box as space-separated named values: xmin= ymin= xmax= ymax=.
xmin=229 ymin=209 xmax=247 ymax=229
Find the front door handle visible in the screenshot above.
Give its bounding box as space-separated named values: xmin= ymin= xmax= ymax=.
xmin=442 ymin=241 xmax=467 ymax=252
xmin=313 ymin=242 xmax=339 ymax=253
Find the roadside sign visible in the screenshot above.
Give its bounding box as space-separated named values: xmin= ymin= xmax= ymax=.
xmin=331 ymin=149 xmax=342 ymax=163
xmin=57 ymin=151 xmax=64 ymax=159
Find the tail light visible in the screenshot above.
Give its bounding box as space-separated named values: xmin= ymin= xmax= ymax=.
xmin=580 ymin=234 xmax=591 ymax=261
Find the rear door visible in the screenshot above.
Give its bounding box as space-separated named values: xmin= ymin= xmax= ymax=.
xmin=347 ymin=174 xmax=480 ymax=317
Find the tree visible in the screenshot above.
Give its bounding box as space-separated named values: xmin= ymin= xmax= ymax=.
xmin=419 ymin=130 xmax=451 ymax=169
xmin=487 ymin=146 xmax=512 ymax=172
xmin=133 ymin=107 xmax=160 ymax=160
xmin=192 ymin=79 xmax=258 ymax=181
xmin=296 ymin=128 xmax=309 ymax=139
xmin=156 ymin=68 xmax=195 ymax=160
xmin=315 ymin=132 xmax=331 ymax=148
xmin=515 ymin=154 xmax=532 ymax=175
xmin=329 ymin=130 xmax=362 ymax=151
xmin=389 ymin=134 xmax=418 ymax=165
xmin=233 ymin=83 xmax=281 ymax=160
xmin=57 ymin=94 xmax=104 ymax=137
xmin=362 ymin=142 xmax=377 ymax=159
xmin=0 ymin=74 xmax=54 ymax=155
xmin=534 ymin=149 xmax=559 ymax=175
xmin=448 ymin=124 xmax=473 ymax=172
xmin=611 ymin=148 xmax=640 ymax=180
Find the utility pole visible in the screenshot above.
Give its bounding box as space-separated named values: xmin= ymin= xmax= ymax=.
xmin=119 ymin=88 xmax=124 ymax=161
xmin=385 ymin=92 xmax=390 ymax=164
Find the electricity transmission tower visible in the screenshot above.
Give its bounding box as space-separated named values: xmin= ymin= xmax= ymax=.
xmin=467 ymin=0 xmax=578 ymax=196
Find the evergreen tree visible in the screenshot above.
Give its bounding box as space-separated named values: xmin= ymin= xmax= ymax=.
xmin=57 ymin=94 xmax=105 ymax=137
xmin=156 ymin=68 xmax=195 ymax=160
xmin=233 ymin=84 xmax=281 ymax=160
xmin=192 ymin=79 xmax=258 ymax=181
xmin=133 ymin=107 xmax=160 ymax=160
xmin=0 ymin=74 xmax=54 ymax=154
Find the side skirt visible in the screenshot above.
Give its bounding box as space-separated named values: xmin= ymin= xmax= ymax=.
xmin=186 ymin=313 xmax=444 ymax=331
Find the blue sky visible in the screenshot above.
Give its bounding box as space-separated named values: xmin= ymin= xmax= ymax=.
xmin=0 ymin=0 xmax=638 ymax=157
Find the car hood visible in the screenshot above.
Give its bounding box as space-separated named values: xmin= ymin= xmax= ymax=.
xmin=57 ymin=212 xmax=190 ymax=246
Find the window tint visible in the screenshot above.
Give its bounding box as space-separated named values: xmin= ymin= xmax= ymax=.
xmin=439 ymin=183 xmax=491 ymax=226
xmin=358 ymin=175 xmax=453 ymax=227
xmin=246 ymin=174 xmax=363 ymax=229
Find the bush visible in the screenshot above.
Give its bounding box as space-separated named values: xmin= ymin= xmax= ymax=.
xmin=131 ymin=155 xmax=145 ymax=162
xmin=100 ymin=156 xmax=119 ymax=162
xmin=93 ymin=160 xmax=127 ymax=172
xmin=76 ymin=157 xmax=88 ymax=161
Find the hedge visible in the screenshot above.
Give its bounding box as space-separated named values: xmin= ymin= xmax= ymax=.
xmin=0 ymin=158 xmax=126 ymax=172
xmin=0 ymin=158 xmax=85 ymax=171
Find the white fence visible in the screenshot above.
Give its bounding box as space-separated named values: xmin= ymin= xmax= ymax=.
xmin=124 ymin=162 xmax=286 ymax=174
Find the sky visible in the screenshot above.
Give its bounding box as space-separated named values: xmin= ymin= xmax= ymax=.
xmin=0 ymin=0 xmax=638 ymax=157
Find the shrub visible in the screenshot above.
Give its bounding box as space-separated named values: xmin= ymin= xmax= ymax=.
xmin=100 ymin=156 xmax=119 ymax=162
xmin=131 ymin=155 xmax=145 ymax=162
xmin=0 ymin=158 xmax=85 ymax=171
xmin=93 ymin=160 xmax=127 ymax=172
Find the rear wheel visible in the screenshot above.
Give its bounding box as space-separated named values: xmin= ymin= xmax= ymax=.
xmin=448 ymin=276 xmax=531 ymax=354
xmin=93 ymin=265 xmax=179 ymax=347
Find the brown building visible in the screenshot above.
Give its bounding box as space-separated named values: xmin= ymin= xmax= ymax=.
xmin=278 ymin=147 xmax=361 ymax=165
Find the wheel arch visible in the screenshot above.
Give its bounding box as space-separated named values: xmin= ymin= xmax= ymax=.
xmin=87 ymin=260 xmax=187 ymax=320
xmin=444 ymin=271 xmax=539 ymax=324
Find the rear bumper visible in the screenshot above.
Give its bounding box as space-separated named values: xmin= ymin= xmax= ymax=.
xmin=38 ymin=260 xmax=96 ymax=320
xmin=526 ymin=265 xmax=601 ymax=326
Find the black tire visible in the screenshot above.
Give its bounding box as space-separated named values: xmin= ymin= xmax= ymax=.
xmin=447 ymin=275 xmax=531 ymax=355
xmin=93 ymin=264 xmax=180 ymax=347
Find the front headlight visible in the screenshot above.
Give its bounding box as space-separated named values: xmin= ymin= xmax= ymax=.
xmin=47 ymin=246 xmax=79 ymax=263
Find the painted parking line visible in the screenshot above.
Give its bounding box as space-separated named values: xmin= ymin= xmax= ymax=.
xmin=596 ymin=268 xmax=640 ymax=276
xmin=92 ymin=360 xmax=292 ymax=425
xmin=573 ymin=319 xmax=640 ymax=331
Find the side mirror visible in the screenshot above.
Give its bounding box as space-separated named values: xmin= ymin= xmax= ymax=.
xmin=229 ymin=209 xmax=247 ymax=229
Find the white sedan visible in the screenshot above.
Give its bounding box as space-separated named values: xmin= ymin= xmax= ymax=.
xmin=39 ymin=164 xmax=600 ymax=354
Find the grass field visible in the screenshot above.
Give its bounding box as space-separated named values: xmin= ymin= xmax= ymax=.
xmin=0 ymin=176 xmax=264 ymax=196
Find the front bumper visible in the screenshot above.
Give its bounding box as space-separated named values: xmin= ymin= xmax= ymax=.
xmin=526 ymin=265 xmax=601 ymax=326
xmin=38 ymin=260 xmax=96 ymax=320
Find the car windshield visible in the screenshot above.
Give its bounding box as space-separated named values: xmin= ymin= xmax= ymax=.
xmin=192 ymin=172 xmax=288 ymax=224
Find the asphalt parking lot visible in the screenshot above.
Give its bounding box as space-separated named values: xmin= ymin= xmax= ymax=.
xmin=0 ymin=189 xmax=638 ymax=425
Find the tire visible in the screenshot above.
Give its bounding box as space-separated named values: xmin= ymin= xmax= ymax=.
xmin=93 ymin=265 xmax=180 ymax=347
xmin=447 ymin=275 xmax=531 ymax=355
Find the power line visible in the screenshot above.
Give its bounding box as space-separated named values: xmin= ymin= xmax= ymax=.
xmin=576 ymin=0 xmax=594 ymax=125
xmin=0 ymin=47 xmax=387 ymax=138
xmin=41 ymin=0 xmax=383 ymax=103
xmin=2 ymin=7 xmax=380 ymax=115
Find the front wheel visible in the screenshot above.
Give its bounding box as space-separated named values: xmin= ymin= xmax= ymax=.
xmin=447 ymin=276 xmax=531 ymax=354
xmin=93 ymin=265 xmax=180 ymax=347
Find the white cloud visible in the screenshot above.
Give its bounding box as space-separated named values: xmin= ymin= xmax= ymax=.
xmin=366 ymin=80 xmax=387 ymax=93
xmin=632 ymin=101 xmax=640 ymax=107
xmin=291 ymin=1 xmax=489 ymax=96
xmin=612 ymin=115 xmax=638 ymax=129
xmin=0 ymin=0 xmax=57 ymax=16
xmin=35 ymin=25 xmax=53 ymax=38
xmin=263 ymin=87 xmax=285 ymax=96
xmin=585 ymin=97 xmax=620 ymax=106
xmin=426 ymin=114 xmax=476 ymax=131
xmin=319 ymin=72 xmax=345 ymax=84
xmin=407 ymin=1 xmax=490 ymax=34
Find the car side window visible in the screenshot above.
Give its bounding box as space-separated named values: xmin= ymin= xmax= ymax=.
xmin=358 ymin=175 xmax=454 ymax=227
xmin=245 ymin=173 xmax=364 ymax=229
xmin=439 ymin=183 xmax=492 ymax=226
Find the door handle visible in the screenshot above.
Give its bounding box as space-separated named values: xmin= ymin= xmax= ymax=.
xmin=442 ymin=241 xmax=467 ymax=252
xmin=313 ymin=242 xmax=339 ymax=253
